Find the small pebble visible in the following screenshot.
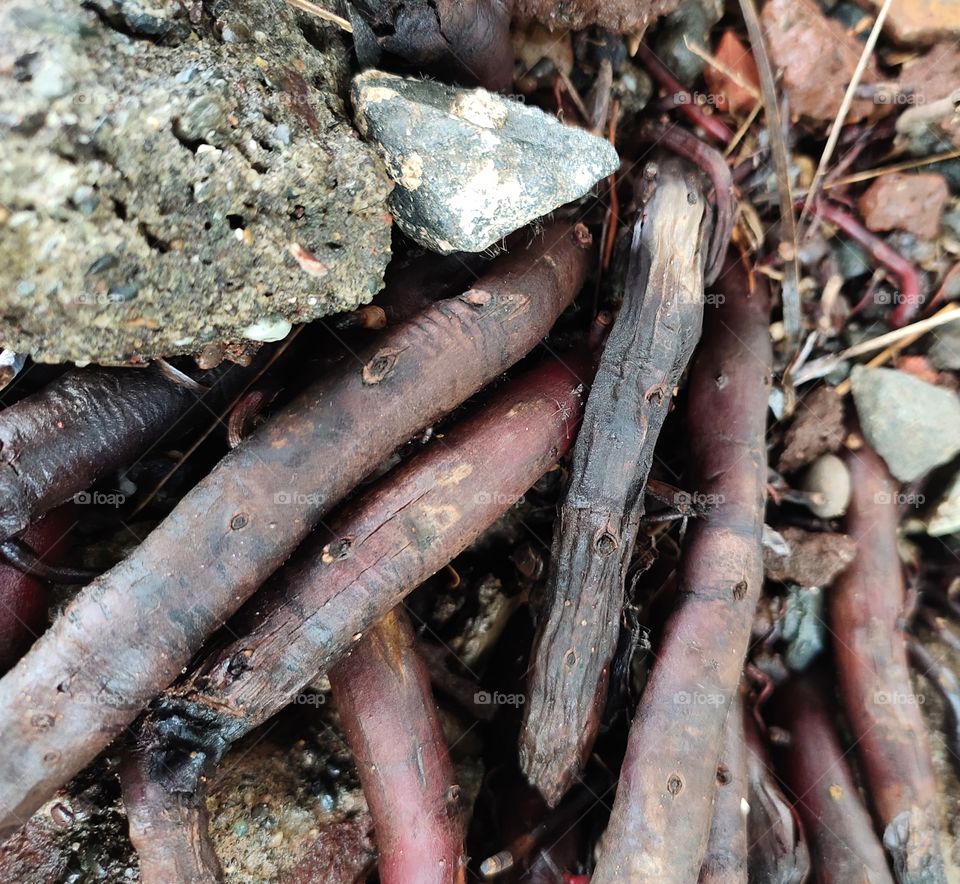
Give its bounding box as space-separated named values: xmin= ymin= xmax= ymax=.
xmin=802 ymin=453 xmax=851 ymax=519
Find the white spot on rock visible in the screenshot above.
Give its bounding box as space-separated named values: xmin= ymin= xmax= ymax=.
xmin=242 ymin=315 xmax=292 ymax=342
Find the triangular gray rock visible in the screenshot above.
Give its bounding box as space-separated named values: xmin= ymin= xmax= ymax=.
xmin=352 ymin=70 xmax=620 ymax=253
xmin=850 ymin=365 xmax=960 ymax=482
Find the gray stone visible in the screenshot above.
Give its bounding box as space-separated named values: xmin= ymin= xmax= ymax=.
xmin=928 ymin=318 xmax=960 ymax=370
xmin=651 ymin=0 xmax=724 ymax=85
xmin=851 ymin=366 xmax=960 ymax=482
xmin=781 ymin=584 xmax=825 ymax=672
xmin=352 ymin=70 xmax=619 ymax=254
xmin=0 ymin=0 xmax=392 ymax=365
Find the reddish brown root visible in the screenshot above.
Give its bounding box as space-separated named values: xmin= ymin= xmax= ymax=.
xmin=698 ymin=692 xmax=748 ymax=884
xmin=120 ymin=750 xmax=223 ymax=884
xmin=831 ymin=441 xmax=945 ymax=883
xmin=116 ymin=355 xmax=589 ymax=874
xmin=330 ymin=606 xmax=464 ymax=884
xmin=771 ymin=669 xmax=893 ymax=884
xmin=744 ymin=710 xmax=811 ymax=884
xmin=0 ymin=224 xmax=592 ymax=841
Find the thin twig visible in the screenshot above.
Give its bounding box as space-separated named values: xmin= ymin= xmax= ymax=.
xmin=283 ymin=0 xmax=353 ymax=32
xmin=833 ymin=303 xmax=960 ymax=394
xmin=737 ymin=0 xmax=801 ymax=342
xmin=799 ymin=0 xmax=894 ymax=232
xmin=792 ymin=304 xmax=960 ymax=386
xmin=725 ymin=100 xmax=763 ymax=158
xmin=822 ymin=148 xmax=960 ymax=189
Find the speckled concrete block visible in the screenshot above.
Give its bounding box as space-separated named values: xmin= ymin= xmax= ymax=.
xmin=0 ymin=0 xmax=393 ymax=365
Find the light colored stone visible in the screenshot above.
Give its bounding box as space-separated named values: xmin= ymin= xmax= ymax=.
xmin=802 ymin=453 xmax=852 ymax=519
xmin=352 ymin=70 xmax=619 ymax=254
xmin=851 ymin=365 xmax=960 ymax=482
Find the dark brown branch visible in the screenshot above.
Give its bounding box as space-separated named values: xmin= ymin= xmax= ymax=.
xmin=636 ymin=121 xmax=736 ymax=284
xmin=349 ymin=0 xmax=513 ymax=92
xmin=521 ymin=159 xmax=707 ymax=807
xmin=0 ymin=362 xmax=249 ymax=543
xmin=592 ymin=251 xmax=771 ymax=881
xmin=0 ymin=224 xmax=592 ymax=840
xmin=117 ymin=354 xmax=588 ymax=877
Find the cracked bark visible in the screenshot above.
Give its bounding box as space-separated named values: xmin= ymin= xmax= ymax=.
xmin=521 ymin=159 xmax=707 ymax=807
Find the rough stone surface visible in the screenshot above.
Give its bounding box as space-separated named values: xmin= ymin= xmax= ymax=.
xmin=863 ymin=0 xmax=960 ymax=46
xmin=929 ymin=320 xmax=960 ymax=371
xmin=351 ymin=70 xmax=619 ymax=253
xmin=851 ymin=366 xmax=960 ymax=482
xmin=650 ymin=0 xmax=724 ymax=86
xmin=0 ymin=0 xmax=392 ymax=365
xmin=896 ymin=42 xmax=960 ymax=152
xmin=857 ymin=172 xmax=949 ymax=239
xmin=761 ymin=0 xmax=878 ymax=123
